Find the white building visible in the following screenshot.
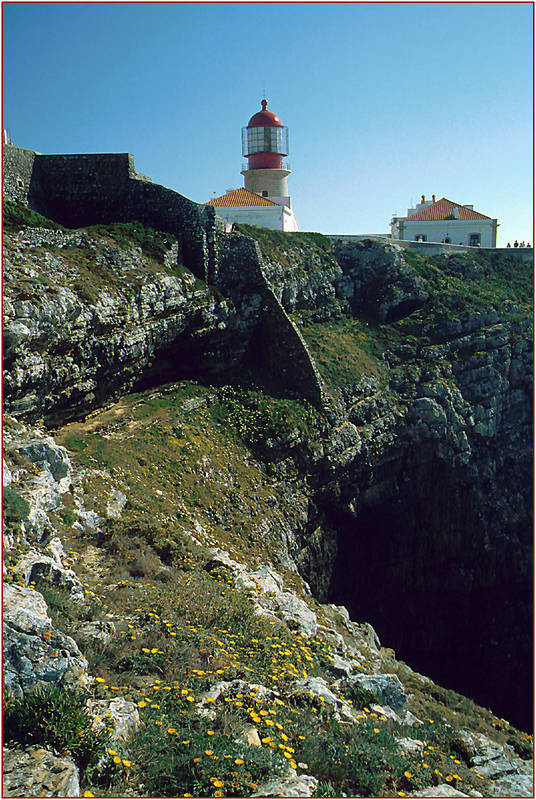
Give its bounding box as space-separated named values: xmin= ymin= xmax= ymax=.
xmin=206 ymin=187 xmax=298 ymax=231
xmin=205 ymin=99 xmax=299 ymax=232
xmin=391 ymin=195 xmax=498 ymax=247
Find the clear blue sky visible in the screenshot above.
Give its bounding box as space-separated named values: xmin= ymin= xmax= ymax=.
xmin=3 ymin=2 xmax=533 ymax=244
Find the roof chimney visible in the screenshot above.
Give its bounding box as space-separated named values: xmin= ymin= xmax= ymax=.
xmin=432 ymin=194 xmax=436 ymax=202
xmin=421 ymin=195 xmax=425 ymax=203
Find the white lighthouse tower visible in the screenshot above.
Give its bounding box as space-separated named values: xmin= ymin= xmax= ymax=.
xmin=206 ymin=99 xmax=299 ymax=231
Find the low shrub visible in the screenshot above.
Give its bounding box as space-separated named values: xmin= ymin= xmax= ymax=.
xmin=33 ymin=582 xmax=76 ymax=628
xmin=3 ymin=486 xmax=30 ymax=527
xmin=507 ymin=733 xmax=533 ymax=759
xmin=344 ymin=683 xmax=381 ymax=709
xmin=129 ymin=710 xmax=286 ymax=797
xmin=117 ymin=648 xmax=167 ymax=676
xmin=299 ymin=718 xmax=403 ymax=796
xmin=3 ymin=686 xmax=110 ymax=785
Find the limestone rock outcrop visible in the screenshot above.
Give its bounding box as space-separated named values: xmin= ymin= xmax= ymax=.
xmin=3 ymin=745 xmax=80 ymax=797
xmin=332 ymin=237 xmax=429 ymax=322
xmin=3 ymin=583 xmax=89 ymax=696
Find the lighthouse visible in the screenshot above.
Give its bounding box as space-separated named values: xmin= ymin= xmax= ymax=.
xmin=206 ymin=99 xmax=299 ymax=231
xmin=241 ymin=99 xmax=291 ymax=207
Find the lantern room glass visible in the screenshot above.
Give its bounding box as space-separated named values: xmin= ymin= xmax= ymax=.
xmin=242 ymin=126 xmax=289 ymax=157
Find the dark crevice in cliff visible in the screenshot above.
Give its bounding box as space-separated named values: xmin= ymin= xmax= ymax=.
xmin=324 ymin=459 xmax=533 ymax=732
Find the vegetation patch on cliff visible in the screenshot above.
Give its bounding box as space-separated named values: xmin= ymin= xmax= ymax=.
xmin=236 ymin=224 xmax=331 ymax=255
xmin=400 ymin=249 xmax=532 ymax=331
xmin=294 ymin=312 xmax=387 ymax=392
xmin=3 ymin=200 xmax=66 ymax=232
xmin=53 ymin=379 xmax=318 ymax=572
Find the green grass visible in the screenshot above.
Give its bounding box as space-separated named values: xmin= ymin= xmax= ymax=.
xmin=293 ymin=313 xmax=387 ymax=393
xmin=3 ymin=200 xmax=65 ymax=232
xmin=3 ymin=204 xmax=176 ymax=265
xmin=208 ymin=384 xmax=324 ymax=458
xmin=236 ymin=224 xmax=331 ymax=254
xmin=5 ymin=373 xmax=528 ymax=797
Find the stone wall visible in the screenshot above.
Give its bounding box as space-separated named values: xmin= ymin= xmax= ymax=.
xmin=257 ymin=292 xmax=329 ymax=409
xmin=3 ymin=145 xmax=37 ymax=203
xmin=214 ymin=233 xmax=329 ymax=410
xmin=29 ymin=153 xmax=133 ymax=228
xmin=3 ymin=147 xmax=218 ymax=284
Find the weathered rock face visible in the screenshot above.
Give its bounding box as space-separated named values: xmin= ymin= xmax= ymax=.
xmin=2 ymin=745 xmax=80 ymax=797
xmin=317 ymin=305 xmax=532 ymax=730
xmin=3 ymin=583 xmax=89 ymax=697
xmin=3 ymin=225 xmax=334 ymax=421
xmin=332 ymin=238 xmax=429 ymax=322
xmin=3 ymin=228 xmax=235 ymax=422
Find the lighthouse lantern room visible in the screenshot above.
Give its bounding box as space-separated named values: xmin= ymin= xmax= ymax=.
xmin=241 ymin=99 xmax=289 ymax=169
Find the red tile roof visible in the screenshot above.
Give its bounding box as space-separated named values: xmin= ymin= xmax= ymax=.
xmin=407 ymin=198 xmax=491 ymax=221
xmin=205 ymin=188 xmax=278 ymax=208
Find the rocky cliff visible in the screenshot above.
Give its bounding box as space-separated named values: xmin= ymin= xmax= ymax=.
xmin=2 ymin=199 xmax=533 ymax=797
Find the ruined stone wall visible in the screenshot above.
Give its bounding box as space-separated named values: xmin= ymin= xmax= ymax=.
xmin=28 ymin=153 xmax=133 ymax=228
xmin=257 ymin=293 xmax=329 ymax=410
xmin=214 ymin=232 xmax=329 ymax=410
xmin=3 ymin=147 xmax=217 ymax=283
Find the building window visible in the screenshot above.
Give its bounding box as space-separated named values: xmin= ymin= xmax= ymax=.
xmin=262 ymin=191 xmax=268 ymax=197
xmin=469 ymin=233 xmax=481 ymax=247
xmin=414 ymin=234 xmax=427 ymax=242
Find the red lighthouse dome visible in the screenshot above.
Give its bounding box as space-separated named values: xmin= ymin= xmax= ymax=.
xmin=247 ymin=99 xmax=283 ymax=129
xmin=241 ymin=99 xmax=289 ymax=170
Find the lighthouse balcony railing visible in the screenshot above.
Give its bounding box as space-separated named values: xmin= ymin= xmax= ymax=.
xmin=242 ymin=160 xmax=290 ymax=172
